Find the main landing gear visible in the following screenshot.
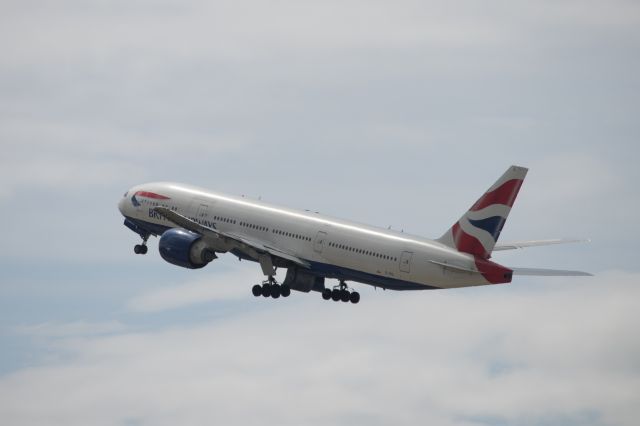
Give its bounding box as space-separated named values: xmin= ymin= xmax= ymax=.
xmin=322 ymin=281 xmax=360 ymax=304
xmin=252 ymin=276 xmax=291 ymax=300
xmin=133 ymin=234 xmax=149 ymax=255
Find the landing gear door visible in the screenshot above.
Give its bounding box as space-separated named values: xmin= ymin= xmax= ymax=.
xmin=314 ymin=231 xmax=327 ymax=254
xmin=400 ymin=251 xmax=413 ymax=273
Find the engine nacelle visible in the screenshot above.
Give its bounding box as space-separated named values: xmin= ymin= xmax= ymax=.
xmin=158 ymin=228 xmax=216 ymax=269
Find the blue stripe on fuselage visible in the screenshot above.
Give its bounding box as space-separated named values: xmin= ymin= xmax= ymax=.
xmin=305 ymin=260 xmax=438 ymax=290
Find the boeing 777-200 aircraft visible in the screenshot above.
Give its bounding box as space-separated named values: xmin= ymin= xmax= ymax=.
xmin=118 ymin=166 xmax=590 ymax=304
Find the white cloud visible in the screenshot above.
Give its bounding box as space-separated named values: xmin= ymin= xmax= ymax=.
xmin=0 ymin=1 xmax=511 ymax=69
xmin=0 ymin=271 xmax=637 ymax=425
xmin=126 ymin=267 xmax=257 ymax=312
xmin=3 ymin=0 xmax=637 ymax=77
xmin=0 ymin=116 xmax=250 ymax=200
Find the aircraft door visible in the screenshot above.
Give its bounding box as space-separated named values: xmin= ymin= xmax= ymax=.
xmin=399 ymin=251 xmax=413 ymax=273
xmin=196 ymin=203 xmax=208 ymax=221
xmin=314 ymin=231 xmax=327 ymax=253
xmin=189 ymin=199 xmax=210 ymax=222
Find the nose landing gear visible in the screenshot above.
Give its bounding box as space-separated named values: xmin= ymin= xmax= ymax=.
xmin=134 ymin=244 xmax=148 ymax=254
xmin=133 ymin=233 xmax=149 ymax=255
xmin=322 ymin=281 xmax=359 ymax=304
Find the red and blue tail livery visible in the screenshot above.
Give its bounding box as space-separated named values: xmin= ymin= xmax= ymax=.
xmin=438 ymin=166 xmax=528 ymax=259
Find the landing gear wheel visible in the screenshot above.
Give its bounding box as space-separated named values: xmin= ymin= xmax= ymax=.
xmin=270 ymin=285 xmax=281 ymax=299
xmin=261 ymin=284 xmax=271 ymax=297
xmin=324 ymin=281 xmax=361 ymax=304
xmin=322 ymin=288 xmax=332 ymax=300
xmin=331 ymin=288 xmax=341 ymax=302
xmin=134 ymin=244 xmax=148 ymax=254
xmin=252 ymin=284 xmax=262 ymax=297
xmin=280 ymin=285 xmax=291 ymax=298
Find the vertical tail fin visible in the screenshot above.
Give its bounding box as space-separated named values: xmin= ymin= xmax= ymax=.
xmin=437 ymin=165 xmax=528 ymax=259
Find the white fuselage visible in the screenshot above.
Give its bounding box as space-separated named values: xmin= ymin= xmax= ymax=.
xmin=118 ymin=182 xmax=497 ymax=290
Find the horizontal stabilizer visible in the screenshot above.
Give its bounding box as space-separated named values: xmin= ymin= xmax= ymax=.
xmin=494 ymin=238 xmax=590 ymax=251
xmin=510 ymin=267 xmax=593 ymax=277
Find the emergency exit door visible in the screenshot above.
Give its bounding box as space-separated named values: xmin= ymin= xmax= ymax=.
xmin=399 ymin=251 xmax=413 ymax=273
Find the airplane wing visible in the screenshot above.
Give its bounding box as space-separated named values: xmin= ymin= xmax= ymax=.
xmin=493 ymin=238 xmax=590 ymax=251
xmin=153 ymin=206 xmax=310 ymax=269
xmin=510 ymin=267 xmax=593 ymax=276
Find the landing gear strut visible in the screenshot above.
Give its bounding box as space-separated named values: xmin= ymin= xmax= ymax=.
xmin=322 ymin=280 xmax=359 ymax=304
xmin=134 ymin=234 xmax=149 ymax=255
xmin=252 ymin=276 xmax=291 ymax=300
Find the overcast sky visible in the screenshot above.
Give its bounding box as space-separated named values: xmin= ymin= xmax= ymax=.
xmin=1 ymin=0 xmax=639 ymax=425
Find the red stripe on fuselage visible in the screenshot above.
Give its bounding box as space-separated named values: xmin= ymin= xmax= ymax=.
xmin=452 ymin=222 xmax=489 ymax=259
xmin=470 ymin=179 xmax=523 ymax=211
xmin=135 ymin=191 xmax=170 ymax=200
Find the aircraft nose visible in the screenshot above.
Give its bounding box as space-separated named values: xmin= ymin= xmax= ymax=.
xmin=118 ymin=193 xmax=128 ymax=215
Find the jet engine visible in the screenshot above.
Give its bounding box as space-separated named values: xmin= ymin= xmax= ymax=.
xmin=158 ymin=228 xmax=217 ymax=269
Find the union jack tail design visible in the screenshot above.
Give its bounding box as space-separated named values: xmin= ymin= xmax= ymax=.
xmin=438 ymin=165 xmax=528 ymax=259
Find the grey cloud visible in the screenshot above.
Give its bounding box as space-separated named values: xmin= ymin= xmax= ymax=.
xmin=10 ymin=321 xmax=126 ymax=338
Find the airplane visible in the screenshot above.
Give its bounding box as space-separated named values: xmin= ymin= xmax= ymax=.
xmin=117 ymin=165 xmax=591 ymax=304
